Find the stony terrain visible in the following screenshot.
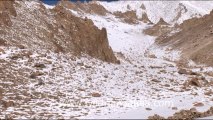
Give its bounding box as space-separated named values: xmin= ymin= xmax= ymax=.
xmin=0 ymin=0 xmax=213 ymax=119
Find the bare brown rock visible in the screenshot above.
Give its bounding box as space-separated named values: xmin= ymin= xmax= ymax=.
xmin=2 ymin=100 xmax=15 ymax=108
xmin=0 ymin=48 xmax=5 ymax=54
xmin=0 ymin=0 xmax=16 ymax=27
xmin=52 ymin=5 xmax=118 ymax=63
xmin=34 ymin=63 xmax=46 ymax=69
xmin=193 ymin=102 xmax=204 ymax=107
xmin=0 ymin=88 xmax=3 ymax=100
xmin=0 ymin=39 xmax=7 ymax=46
xmin=188 ymin=77 xmax=201 ymax=87
xmin=140 ymin=12 xmax=153 ymax=24
xmin=149 ymin=107 xmax=213 ymax=119
xmin=30 ymin=71 xmax=44 ymax=79
xmin=91 ymin=92 xmax=101 ymax=97
xmin=0 ymin=0 xmax=17 ymax=17
xmin=172 ymin=107 xmax=178 ymax=110
xmin=114 ymin=11 xmax=139 ymax=24
xmin=60 ymin=0 xmax=109 ymax=16
xmin=178 ymin=68 xmax=188 ymax=74
xmin=148 ymin=114 xmax=165 ymax=120
xmin=156 ymin=18 xmax=170 ymax=26
xmin=143 ymin=18 xmax=172 ymax=37
xmin=146 ymin=108 xmax=152 ymax=111
xmin=151 ymin=79 xmax=161 ymax=83
xmin=35 ymin=79 xmax=45 ymax=86
xmin=204 ymin=90 xmax=213 ymax=96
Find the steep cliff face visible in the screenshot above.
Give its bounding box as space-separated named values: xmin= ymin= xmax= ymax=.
xmin=53 ymin=5 xmax=117 ymax=62
xmin=0 ymin=0 xmax=117 ymax=63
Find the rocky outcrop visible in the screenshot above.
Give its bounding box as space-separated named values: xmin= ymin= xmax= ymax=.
xmin=52 ymin=5 xmax=118 ymax=63
xmin=143 ymin=18 xmax=172 ymax=36
xmin=156 ymin=18 xmax=169 ymax=26
xmin=114 ymin=10 xmax=139 ymax=24
xmin=155 ymin=10 xmax=213 ymax=66
xmin=59 ymin=0 xmax=109 ymax=16
xmin=0 ymin=1 xmax=118 ymax=63
xmin=148 ymin=107 xmax=213 ymax=119
xmin=140 ymin=12 xmax=152 ymax=24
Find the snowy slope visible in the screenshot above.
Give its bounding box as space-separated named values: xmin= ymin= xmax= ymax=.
xmin=98 ymin=1 xmax=213 ymax=24
xmin=66 ymin=2 xmax=213 ymax=119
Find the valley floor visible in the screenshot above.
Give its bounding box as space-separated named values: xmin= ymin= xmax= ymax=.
xmin=0 ymin=10 xmax=212 ymax=119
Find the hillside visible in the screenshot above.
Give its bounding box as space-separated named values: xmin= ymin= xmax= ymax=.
xmin=154 ymin=10 xmax=213 ymax=67
xmin=0 ymin=0 xmax=212 ymax=119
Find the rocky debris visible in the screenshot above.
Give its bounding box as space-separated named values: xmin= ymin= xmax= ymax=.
xmin=91 ymin=92 xmax=101 ymax=97
xmin=148 ymin=107 xmax=213 ymax=119
xmin=140 ymin=12 xmax=153 ymax=24
xmin=148 ymin=114 xmax=165 ymax=119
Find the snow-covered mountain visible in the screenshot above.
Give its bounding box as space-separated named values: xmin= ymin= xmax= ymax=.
xmin=98 ymin=1 xmax=213 ymax=24
xmin=0 ymin=0 xmax=213 ymax=119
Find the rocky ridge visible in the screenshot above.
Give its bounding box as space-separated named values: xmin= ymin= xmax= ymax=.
xmin=0 ymin=0 xmax=118 ymax=63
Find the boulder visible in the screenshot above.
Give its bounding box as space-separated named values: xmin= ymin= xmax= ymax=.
xmin=188 ymin=77 xmax=201 ymax=87
xmin=91 ymin=92 xmax=101 ymax=97
xmin=178 ymin=68 xmax=188 ymax=74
